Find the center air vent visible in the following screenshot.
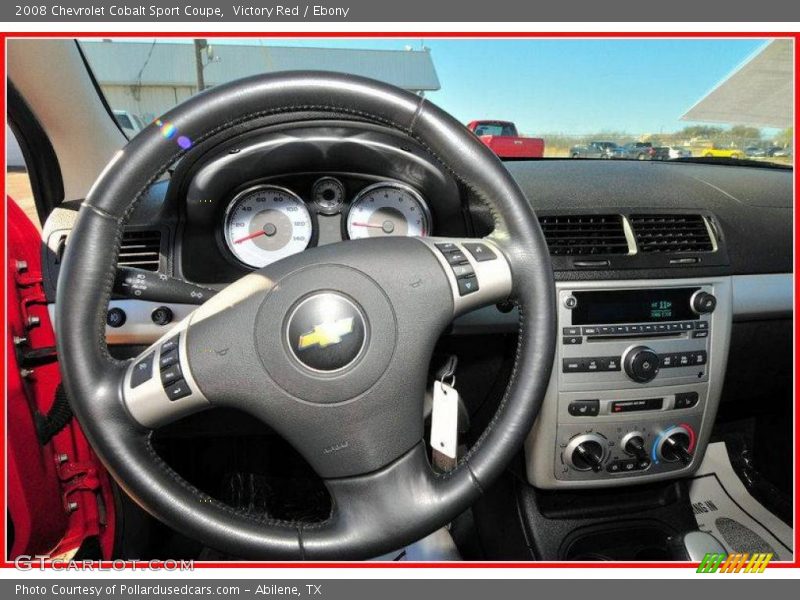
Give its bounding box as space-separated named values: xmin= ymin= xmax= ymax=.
xmin=118 ymin=230 xmax=162 ymax=271
xmin=629 ymin=214 xmax=714 ymax=253
xmin=538 ymin=214 xmax=630 ymax=256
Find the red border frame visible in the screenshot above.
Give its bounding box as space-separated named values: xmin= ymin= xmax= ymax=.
xmin=1 ymin=29 xmax=797 ymax=571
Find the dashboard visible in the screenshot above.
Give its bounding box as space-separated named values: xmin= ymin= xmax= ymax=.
xmin=40 ymin=122 xmax=793 ymax=491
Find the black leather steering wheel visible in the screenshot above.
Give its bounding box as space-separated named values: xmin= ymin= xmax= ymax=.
xmin=56 ymin=72 xmax=556 ymax=560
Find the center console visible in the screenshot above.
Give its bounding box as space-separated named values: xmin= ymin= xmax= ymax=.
xmin=526 ymin=277 xmax=731 ymax=489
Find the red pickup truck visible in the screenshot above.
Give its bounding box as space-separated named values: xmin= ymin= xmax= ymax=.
xmin=467 ymin=120 xmax=545 ymax=159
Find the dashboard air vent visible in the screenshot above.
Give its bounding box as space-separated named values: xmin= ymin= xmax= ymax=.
xmin=118 ymin=230 xmax=162 ymax=271
xmin=629 ymin=214 xmax=714 ymax=253
xmin=538 ymin=214 xmax=630 ymax=256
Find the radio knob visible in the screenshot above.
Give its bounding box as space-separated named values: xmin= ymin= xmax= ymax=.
xmin=691 ymin=291 xmax=717 ymax=315
xmin=623 ymin=346 xmax=660 ymax=383
xmin=657 ymin=426 xmax=694 ymax=464
xmin=564 ymin=433 xmax=608 ymax=472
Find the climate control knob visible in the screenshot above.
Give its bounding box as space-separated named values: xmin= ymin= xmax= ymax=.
xmin=691 ymin=291 xmax=717 ymax=315
xmin=564 ymin=433 xmax=608 ymax=472
xmin=622 ymin=432 xmax=648 ymax=461
xmin=623 ymin=346 xmax=660 ymax=383
xmin=656 ymin=426 xmax=695 ymax=464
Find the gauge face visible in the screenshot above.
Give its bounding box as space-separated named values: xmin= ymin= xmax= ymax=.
xmin=312 ymin=177 xmax=345 ymax=215
xmin=346 ymin=183 xmax=431 ymax=240
xmin=223 ymin=186 xmax=313 ymax=268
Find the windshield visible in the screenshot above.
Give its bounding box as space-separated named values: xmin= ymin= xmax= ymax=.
xmin=78 ymin=38 xmax=793 ymax=166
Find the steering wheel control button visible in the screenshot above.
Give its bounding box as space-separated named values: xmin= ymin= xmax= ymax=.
xmin=567 ymin=399 xmax=599 ymax=417
xmin=160 ymin=336 xmax=180 ymax=354
xmin=131 ymin=353 xmax=155 ymax=388
xmin=444 ymin=250 xmax=469 ymax=265
xmin=107 ymin=307 xmax=127 ymax=328
xmin=286 ymin=292 xmax=367 ymax=373
xmin=450 ymin=263 xmax=475 ymax=279
xmin=151 ymin=306 xmax=174 ymax=326
xmin=159 ymin=349 xmax=179 ymax=370
xmin=462 ymin=242 xmax=497 ymax=262
xmin=457 ymin=276 xmax=479 ymax=296
xmin=160 ymin=363 xmax=183 ymax=386
xmin=164 ymin=379 xmax=192 ymax=401
xmin=434 ymin=242 xmax=458 ymax=253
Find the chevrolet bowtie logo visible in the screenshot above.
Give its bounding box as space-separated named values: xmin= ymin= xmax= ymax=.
xmin=297 ymin=317 xmax=355 ymax=351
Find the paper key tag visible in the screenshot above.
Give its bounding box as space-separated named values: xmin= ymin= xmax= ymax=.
xmin=430 ymin=380 xmax=459 ymax=460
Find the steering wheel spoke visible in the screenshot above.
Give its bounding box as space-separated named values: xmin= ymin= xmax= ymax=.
xmin=123 ymin=316 xmax=211 ymax=429
xmin=419 ymin=238 xmax=513 ymax=316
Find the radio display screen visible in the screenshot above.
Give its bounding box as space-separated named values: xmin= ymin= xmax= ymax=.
xmin=571 ymin=288 xmax=700 ymax=325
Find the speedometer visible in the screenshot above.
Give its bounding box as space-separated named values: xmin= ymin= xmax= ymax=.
xmin=345 ymin=182 xmax=431 ymax=240
xmin=223 ymin=185 xmax=313 ymax=268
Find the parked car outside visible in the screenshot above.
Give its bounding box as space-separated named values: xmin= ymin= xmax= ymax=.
xmin=570 ymin=141 xmax=618 ymax=158
xmin=668 ymin=146 xmax=693 ymax=159
xmin=745 ymin=146 xmax=767 ymax=157
xmin=466 ymin=120 xmax=545 ymax=158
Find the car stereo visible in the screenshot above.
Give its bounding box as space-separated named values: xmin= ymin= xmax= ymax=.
xmin=525 ymin=277 xmax=732 ymax=489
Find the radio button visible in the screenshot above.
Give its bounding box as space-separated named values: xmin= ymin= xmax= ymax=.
xmin=562 ymin=358 xmax=585 ymax=373
xmin=563 ymin=336 xmax=582 ymax=345
xmin=599 ymin=356 xmax=621 ymax=371
xmin=696 ymin=321 xmax=709 ymax=330
xmin=568 ymin=399 xmax=599 ymax=417
xmin=668 ymin=323 xmax=683 ymax=332
xmin=681 ymin=322 xmax=695 ymax=330
xmin=656 ymin=324 xmax=669 ymax=333
xmin=643 ymin=324 xmax=655 ymax=333
xmin=582 ymin=326 xmax=599 ymax=335
xmin=692 ymin=330 xmax=709 ymax=339
xmin=628 ymin=325 xmax=642 ymax=334
xmin=599 ymin=326 xmax=614 ymax=335
xmin=563 ymin=327 xmax=581 ymax=336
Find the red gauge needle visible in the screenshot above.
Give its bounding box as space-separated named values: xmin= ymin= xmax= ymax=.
xmin=350 ymin=221 xmax=383 ymax=229
xmin=234 ymin=223 xmax=277 ymax=244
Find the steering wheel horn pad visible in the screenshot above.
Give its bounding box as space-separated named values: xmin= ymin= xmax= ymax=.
xmin=56 ymin=71 xmax=556 ymax=559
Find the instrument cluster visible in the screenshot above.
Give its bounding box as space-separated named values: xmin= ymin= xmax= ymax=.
xmin=222 ymin=177 xmax=432 ymax=269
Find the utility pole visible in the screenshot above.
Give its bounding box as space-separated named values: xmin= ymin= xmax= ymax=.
xmin=194 ymin=39 xmax=207 ymax=92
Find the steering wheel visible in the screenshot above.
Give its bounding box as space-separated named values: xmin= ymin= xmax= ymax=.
xmin=56 ymin=72 xmax=556 ymax=560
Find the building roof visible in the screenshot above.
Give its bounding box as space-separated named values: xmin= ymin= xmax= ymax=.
xmin=681 ymin=39 xmax=793 ymax=129
xmin=80 ymin=41 xmax=441 ymax=92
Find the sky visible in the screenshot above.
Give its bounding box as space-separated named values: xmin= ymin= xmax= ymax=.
xmin=95 ymin=38 xmax=773 ymax=136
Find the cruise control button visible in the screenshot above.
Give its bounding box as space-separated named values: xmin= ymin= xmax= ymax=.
xmin=159 ymin=349 xmax=179 ymax=370
xmin=164 ymin=379 xmax=192 ymax=401
xmin=567 ymin=399 xmax=599 ymax=417
xmin=131 ymin=353 xmax=154 ymax=389
xmin=450 ymin=263 xmax=475 ymax=279
xmin=160 ymin=363 xmax=183 ymax=386
xmin=462 ymin=242 xmax=497 ymax=262
xmin=444 ymin=250 xmax=469 ymax=265
xmin=457 ymin=276 xmax=479 ymax=296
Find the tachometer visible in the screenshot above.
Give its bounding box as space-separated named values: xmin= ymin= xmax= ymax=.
xmin=223 ymin=185 xmax=313 ymax=268
xmin=345 ymin=182 xmax=431 ymax=239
